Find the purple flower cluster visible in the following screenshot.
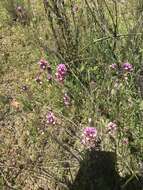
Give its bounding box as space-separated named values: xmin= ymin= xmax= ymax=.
xmin=122 ymin=62 xmax=133 ymax=72
xmin=46 ymin=112 xmax=56 ymax=125
xmin=107 ymin=122 xmax=117 ymax=135
xmin=110 ymin=62 xmax=133 ymax=73
xmin=56 ymin=64 xmax=68 ymax=83
xmin=38 ymin=59 xmax=48 ymax=70
xmin=35 ymin=60 xmax=68 ymax=85
xmin=35 ymin=59 xmax=53 ymax=84
xmin=82 ymin=127 xmax=97 ymax=148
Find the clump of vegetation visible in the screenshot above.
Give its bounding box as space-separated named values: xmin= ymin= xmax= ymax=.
xmin=0 ymin=0 xmax=143 ymax=189
xmin=1 ymin=0 xmax=33 ymax=24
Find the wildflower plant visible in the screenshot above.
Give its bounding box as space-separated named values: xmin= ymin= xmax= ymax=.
xmin=46 ymin=111 xmax=56 ymax=125
xmin=38 ymin=59 xmax=48 ymax=70
xmin=2 ymin=0 xmax=32 ymax=24
xmin=0 ymin=0 xmax=143 ymax=189
xmin=82 ymin=127 xmax=97 ymax=149
xmin=55 ymin=64 xmax=68 ymax=83
xmin=122 ymin=62 xmax=133 ymax=72
xmin=107 ymin=122 xmax=117 ymax=136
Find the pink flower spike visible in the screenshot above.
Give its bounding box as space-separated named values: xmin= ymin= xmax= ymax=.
xmin=38 ymin=59 xmax=48 ymax=70
xmin=122 ymin=62 xmax=133 ymax=72
xmin=55 ymin=64 xmax=68 ymax=83
xmin=83 ymin=127 xmax=97 ymax=137
xmin=82 ymin=127 xmax=97 ymax=149
xmin=46 ymin=112 xmax=56 ymax=125
xmin=57 ymin=64 xmax=67 ymax=76
xmin=55 ymin=72 xmax=65 ymax=83
xmin=107 ymin=122 xmax=117 ymax=135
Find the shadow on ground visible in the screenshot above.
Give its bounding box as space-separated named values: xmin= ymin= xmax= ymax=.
xmin=69 ymin=150 xmax=143 ymax=190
